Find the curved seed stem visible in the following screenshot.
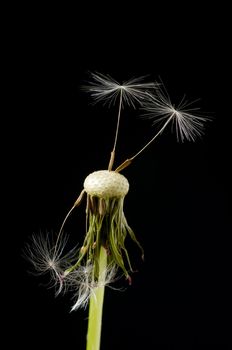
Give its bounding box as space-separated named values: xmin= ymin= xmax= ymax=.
xmin=115 ymin=113 xmax=174 ymax=172
xmin=54 ymin=189 xmax=85 ymax=255
xmin=130 ymin=113 xmax=174 ymax=161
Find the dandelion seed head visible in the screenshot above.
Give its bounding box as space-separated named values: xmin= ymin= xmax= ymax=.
xmin=26 ymin=71 xmax=212 ymax=321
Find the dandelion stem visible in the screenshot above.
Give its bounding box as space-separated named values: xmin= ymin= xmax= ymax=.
xmin=108 ymin=89 xmax=123 ymax=171
xmin=86 ymin=245 xmax=107 ymax=350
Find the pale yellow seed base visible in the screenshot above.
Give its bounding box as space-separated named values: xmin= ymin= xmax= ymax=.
xmin=84 ymin=170 xmax=129 ymax=198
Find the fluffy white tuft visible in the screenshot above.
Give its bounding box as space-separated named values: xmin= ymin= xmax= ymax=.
xmin=84 ymin=72 xmax=157 ymax=108
xmin=143 ymin=87 xmax=211 ymax=142
xmin=67 ymin=263 xmax=118 ymax=311
xmin=24 ymin=233 xmax=78 ymax=295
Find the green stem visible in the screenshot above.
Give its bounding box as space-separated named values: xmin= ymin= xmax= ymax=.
xmin=86 ymin=246 xmax=107 ymax=350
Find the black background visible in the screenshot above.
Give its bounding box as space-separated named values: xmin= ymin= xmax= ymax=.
xmin=5 ymin=3 xmax=230 ymax=349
